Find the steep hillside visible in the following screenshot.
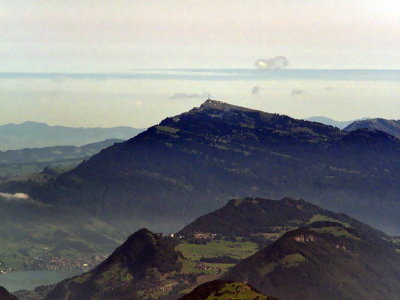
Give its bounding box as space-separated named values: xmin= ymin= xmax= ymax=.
xmin=179 ymin=280 xmax=277 ymax=300
xmin=224 ymin=222 xmax=400 ymax=300
xmin=344 ymin=118 xmax=400 ymax=138
xmin=0 ymin=121 xmax=143 ymax=151
xmin=31 ymin=100 xmax=400 ymax=234
xmin=44 ymin=229 xmax=184 ymax=300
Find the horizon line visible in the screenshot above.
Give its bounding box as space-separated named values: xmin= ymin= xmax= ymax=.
xmin=1 ymin=69 xmax=399 ymax=81
xmin=1 ymin=68 xmax=400 ymax=74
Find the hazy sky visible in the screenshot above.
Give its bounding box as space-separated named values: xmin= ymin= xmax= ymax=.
xmin=0 ymin=1 xmax=399 ymax=127
xmin=1 ymin=0 xmax=399 ymax=71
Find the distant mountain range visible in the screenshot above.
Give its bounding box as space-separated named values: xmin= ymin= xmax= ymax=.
xmin=344 ymin=118 xmax=400 ymax=138
xmin=0 ymin=121 xmax=144 ymax=151
xmin=18 ymin=197 xmax=400 ymax=300
xmin=304 ymin=116 xmax=358 ymax=129
xmin=0 ymin=139 xmax=123 ymax=178
xmin=30 ymin=100 xmax=400 ymax=234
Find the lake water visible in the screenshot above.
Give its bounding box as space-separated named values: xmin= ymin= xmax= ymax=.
xmin=0 ymin=269 xmax=87 ymax=292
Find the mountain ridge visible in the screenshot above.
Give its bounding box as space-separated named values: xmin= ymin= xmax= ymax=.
xmin=0 ymin=139 xmax=126 ymax=180
xmin=30 ymin=100 xmax=400 ymax=234
xmin=344 ymin=118 xmax=400 ymax=138
xmin=224 ymin=221 xmax=400 ymax=300
xmin=304 ymin=116 xmax=369 ymax=129
xmin=0 ymin=121 xmax=144 ymax=151
xmin=178 ymin=197 xmax=392 ymax=244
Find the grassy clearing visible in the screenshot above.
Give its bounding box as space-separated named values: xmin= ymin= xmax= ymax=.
xmin=311 ymin=226 xmax=358 ymax=239
xmin=176 ymin=240 xmax=258 ymax=262
xmin=156 ymin=126 xmax=180 ymax=135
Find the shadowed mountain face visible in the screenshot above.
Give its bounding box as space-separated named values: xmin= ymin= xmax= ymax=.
xmin=0 ymin=287 xmax=17 ymax=300
xmin=0 ymin=121 xmax=144 ymax=151
xmin=31 ymin=100 xmax=400 ymax=234
xmin=45 ymin=229 xmax=183 ymax=300
xmin=178 ymin=280 xmax=277 ymax=300
xmin=224 ymin=222 xmax=400 ymax=300
xmin=344 ymin=118 xmax=400 ymax=138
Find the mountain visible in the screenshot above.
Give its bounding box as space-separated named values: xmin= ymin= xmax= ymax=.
xmin=344 ymin=118 xmax=400 ymax=138
xmin=0 ymin=121 xmax=144 ymax=151
xmin=224 ymin=221 xmax=400 ymax=300
xmin=0 ymin=139 xmax=123 ymax=178
xmin=174 ymin=197 xmax=396 ymax=299
xmin=178 ymin=280 xmax=277 ymax=300
xmin=31 ymin=100 xmax=400 ymax=234
xmin=0 ymin=287 xmax=17 ymax=300
xmin=178 ymin=197 xmax=393 ymax=245
xmin=304 ymin=116 xmax=357 ymax=129
xmin=18 ymin=197 xmax=399 ymax=300
xmin=44 ymin=228 xmax=184 ymax=300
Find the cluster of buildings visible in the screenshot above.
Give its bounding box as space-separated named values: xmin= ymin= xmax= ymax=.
xmin=194 ymin=232 xmax=217 ymax=240
xmin=19 ymin=253 xmax=106 ymax=271
xmin=195 ymin=262 xmax=226 ymax=273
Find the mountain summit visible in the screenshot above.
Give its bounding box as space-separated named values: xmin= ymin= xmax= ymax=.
xmin=31 ymin=100 xmax=400 ymax=234
xmin=200 ymin=99 xmax=261 ymax=112
xmin=45 ymin=228 xmax=183 ymax=300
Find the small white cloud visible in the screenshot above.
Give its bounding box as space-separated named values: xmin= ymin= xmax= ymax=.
xmin=255 ymin=56 xmax=288 ymax=70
